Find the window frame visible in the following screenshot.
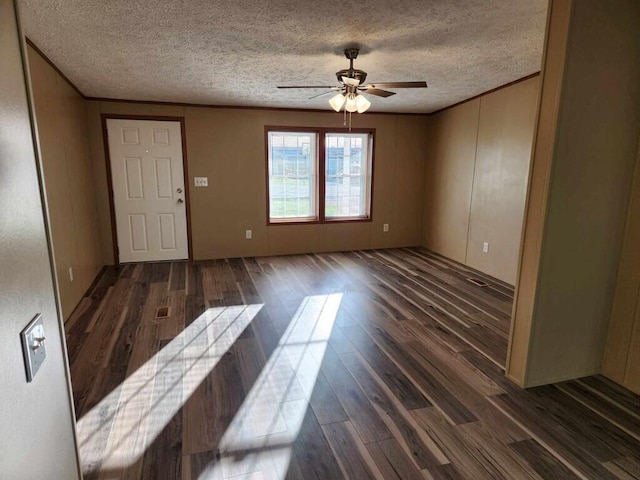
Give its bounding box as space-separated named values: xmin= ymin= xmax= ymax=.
xmin=265 ymin=126 xmax=375 ymax=225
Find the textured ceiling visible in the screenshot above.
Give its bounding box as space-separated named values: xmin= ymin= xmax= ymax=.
xmin=18 ymin=0 xmax=547 ymax=113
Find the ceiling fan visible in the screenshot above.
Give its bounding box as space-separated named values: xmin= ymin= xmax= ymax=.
xmin=277 ymin=48 xmax=428 ymax=114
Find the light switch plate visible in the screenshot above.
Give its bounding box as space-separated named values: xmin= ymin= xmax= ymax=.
xmin=194 ymin=176 xmax=208 ymax=187
xmin=20 ymin=314 xmax=47 ymax=382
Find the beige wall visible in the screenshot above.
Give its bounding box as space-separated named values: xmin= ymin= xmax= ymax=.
xmin=27 ymin=45 xmax=104 ymax=320
xmin=508 ymin=0 xmax=640 ymax=387
xmin=603 ymin=138 xmax=640 ymax=394
xmin=422 ymin=99 xmax=479 ymax=264
xmin=507 ymin=0 xmax=571 ymax=385
xmin=466 ymin=79 xmax=540 ymax=283
xmin=87 ymin=102 xmax=428 ymax=262
xmin=422 ymin=76 xmax=540 ymax=284
xmin=1 ymin=1 xmax=79 ymax=476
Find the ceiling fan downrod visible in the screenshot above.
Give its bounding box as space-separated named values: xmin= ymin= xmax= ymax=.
xmin=336 ymin=48 xmax=368 ymax=85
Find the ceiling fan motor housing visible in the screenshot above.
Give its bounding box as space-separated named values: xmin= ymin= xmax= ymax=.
xmin=336 ymin=68 xmax=367 ymax=85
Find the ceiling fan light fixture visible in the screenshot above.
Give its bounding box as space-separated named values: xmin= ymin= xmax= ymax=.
xmin=329 ymin=93 xmax=346 ymax=112
xmin=355 ymin=94 xmax=371 ymax=113
xmin=345 ymin=93 xmax=358 ymax=113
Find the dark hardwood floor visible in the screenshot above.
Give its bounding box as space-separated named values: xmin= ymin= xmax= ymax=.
xmin=65 ymin=248 xmax=640 ymax=479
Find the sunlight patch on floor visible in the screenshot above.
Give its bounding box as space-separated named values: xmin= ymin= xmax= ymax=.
xmin=77 ymin=304 xmax=263 ymax=477
xmin=198 ymin=293 xmax=342 ymax=479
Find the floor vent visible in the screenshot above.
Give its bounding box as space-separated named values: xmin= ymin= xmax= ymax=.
xmin=467 ymin=278 xmax=489 ymax=288
xmin=155 ymin=306 xmax=171 ymax=318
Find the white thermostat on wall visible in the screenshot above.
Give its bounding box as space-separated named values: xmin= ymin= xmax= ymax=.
xmin=194 ymin=177 xmax=208 ymax=187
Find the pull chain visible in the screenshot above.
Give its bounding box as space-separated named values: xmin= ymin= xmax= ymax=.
xmin=341 ymin=107 xmax=353 ymax=131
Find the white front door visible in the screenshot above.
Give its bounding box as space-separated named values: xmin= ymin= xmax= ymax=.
xmin=107 ymin=118 xmax=189 ymax=263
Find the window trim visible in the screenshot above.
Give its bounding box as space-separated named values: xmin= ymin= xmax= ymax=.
xmin=265 ymin=126 xmax=375 ymax=226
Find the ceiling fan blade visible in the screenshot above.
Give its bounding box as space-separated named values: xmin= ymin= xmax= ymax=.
xmin=277 ymin=85 xmax=337 ymax=89
xmin=368 ymin=81 xmax=428 ymax=88
xmin=361 ymin=88 xmax=396 ymax=98
xmin=308 ymin=90 xmax=339 ymax=99
xmin=341 ymin=76 xmax=361 ymax=87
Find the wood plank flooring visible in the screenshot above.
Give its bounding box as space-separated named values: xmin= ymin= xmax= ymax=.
xmin=65 ymin=248 xmax=640 ymax=479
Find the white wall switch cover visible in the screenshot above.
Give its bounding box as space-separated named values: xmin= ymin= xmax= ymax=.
xmin=245 ymin=229 xmax=252 ymax=240
xmin=383 ymin=224 xmax=389 ymax=232
xmin=194 ymin=177 xmax=208 ymax=187
xmin=20 ymin=314 xmax=47 ymax=382
xmin=483 ymin=242 xmax=489 ymax=253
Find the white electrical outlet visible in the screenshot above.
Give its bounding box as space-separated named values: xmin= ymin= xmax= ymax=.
xmin=194 ymin=176 xmax=208 ymax=187
xmin=383 ymin=224 xmax=389 ymax=232
xmin=483 ymin=242 xmax=489 ymax=253
xmin=69 ymin=267 xmax=74 ymax=282
xmin=245 ymin=229 xmax=252 ymax=240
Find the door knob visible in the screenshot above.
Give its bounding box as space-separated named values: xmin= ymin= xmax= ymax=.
xmin=177 ymin=198 xmax=184 ymax=205
xmin=177 ymin=188 xmax=183 ymax=193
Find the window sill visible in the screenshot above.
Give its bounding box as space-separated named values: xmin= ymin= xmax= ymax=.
xmin=268 ymin=217 xmax=371 ymax=226
xmin=324 ymin=216 xmax=371 ymax=223
xmin=268 ymin=218 xmax=320 ymax=226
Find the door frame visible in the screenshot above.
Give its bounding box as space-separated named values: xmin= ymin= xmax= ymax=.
xmin=101 ymin=114 xmax=193 ymax=265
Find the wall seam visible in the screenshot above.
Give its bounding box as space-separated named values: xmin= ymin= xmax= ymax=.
xmin=464 ymin=99 xmax=482 ymax=265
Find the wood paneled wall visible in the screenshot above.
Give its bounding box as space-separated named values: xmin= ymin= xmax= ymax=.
xmin=422 ymin=76 xmax=540 ymax=285
xmin=422 ymin=100 xmax=479 ymax=264
xmin=86 ymin=103 xmax=428 ymax=262
xmin=509 ymin=0 xmax=640 ymax=387
xmin=466 ymin=79 xmax=540 ymax=283
xmin=27 ymin=45 xmax=104 ymax=320
xmin=507 ymin=0 xmax=572 ymax=386
xmin=603 ymin=137 xmax=640 ymax=394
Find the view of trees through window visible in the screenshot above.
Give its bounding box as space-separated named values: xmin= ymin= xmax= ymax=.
xmin=267 ymin=129 xmax=372 ymax=223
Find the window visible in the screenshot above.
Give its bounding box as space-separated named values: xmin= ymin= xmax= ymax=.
xmin=267 ymin=131 xmax=317 ymax=221
xmin=325 ymin=133 xmax=370 ymax=219
xmin=266 ymin=127 xmax=374 ymax=224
